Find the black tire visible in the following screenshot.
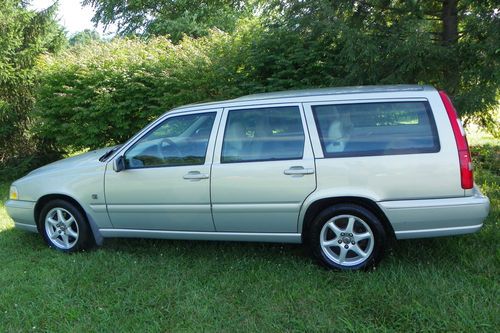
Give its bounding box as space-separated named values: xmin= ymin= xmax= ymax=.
xmin=39 ymin=199 xmax=94 ymax=252
xmin=307 ymin=204 xmax=386 ymax=270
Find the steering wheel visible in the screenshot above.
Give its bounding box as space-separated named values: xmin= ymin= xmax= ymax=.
xmin=158 ymin=138 xmax=182 ymax=159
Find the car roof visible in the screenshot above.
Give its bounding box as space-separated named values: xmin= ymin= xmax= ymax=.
xmin=171 ymin=84 xmax=435 ymax=113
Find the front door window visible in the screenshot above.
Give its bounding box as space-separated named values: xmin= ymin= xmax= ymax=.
xmin=125 ymin=112 xmax=216 ymax=168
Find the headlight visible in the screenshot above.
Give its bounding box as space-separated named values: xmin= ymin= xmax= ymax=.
xmin=9 ymin=186 xmax=18 ymax=200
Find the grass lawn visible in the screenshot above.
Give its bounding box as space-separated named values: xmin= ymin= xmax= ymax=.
xmin=0 ymin=137 xmax=498 ymax=332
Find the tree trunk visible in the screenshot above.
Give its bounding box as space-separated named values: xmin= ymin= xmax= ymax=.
xmin=441 ymin=0 xmax=459 ymax=95
xmin=442 ymin=0 xmax=458 ymax=44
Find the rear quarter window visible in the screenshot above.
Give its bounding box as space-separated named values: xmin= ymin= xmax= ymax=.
xmin=312 ymin=101 xmax=440 ymax=157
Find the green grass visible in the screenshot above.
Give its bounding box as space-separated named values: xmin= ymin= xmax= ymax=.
xmin=0 ymin=138 xmax=498 ymax=332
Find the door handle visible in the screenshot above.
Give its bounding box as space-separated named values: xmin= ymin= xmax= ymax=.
xmin=284 ymin=166 xmax=315 ymax=175
xmin=183 ymin=171 xmax=209 ymax=180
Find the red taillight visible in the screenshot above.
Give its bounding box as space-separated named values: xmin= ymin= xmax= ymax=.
xmin=439 ymin=91 xmax=474 ymax=189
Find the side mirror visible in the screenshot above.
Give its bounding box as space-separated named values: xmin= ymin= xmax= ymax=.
xmin=113 ymin=156 xmax=125 ymax=172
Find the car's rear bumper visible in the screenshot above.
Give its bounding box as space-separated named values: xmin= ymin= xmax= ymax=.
xmin=5 ymin=200 xmax=38 ymax=233
xmin=379 ymin=187 xmax=490 ymax=240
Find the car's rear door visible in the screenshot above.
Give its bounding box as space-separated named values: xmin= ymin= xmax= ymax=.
xmin=210 ymin=104 xmax=316 ymax=233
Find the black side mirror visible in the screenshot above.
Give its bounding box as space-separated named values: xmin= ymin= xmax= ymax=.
xmin=113 ymin=156 xmax=125 ymax=172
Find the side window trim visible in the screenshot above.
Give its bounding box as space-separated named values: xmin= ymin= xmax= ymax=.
xmin=120 ymin=109 xmax=221 ymax=170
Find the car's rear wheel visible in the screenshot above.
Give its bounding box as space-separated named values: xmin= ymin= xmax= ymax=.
xmin=308 ymin=204 xmax=386 ymax=270
xmin=39 ymin=199 xmax=94 ymax=252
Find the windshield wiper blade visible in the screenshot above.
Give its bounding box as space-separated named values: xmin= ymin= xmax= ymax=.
xmin=99 ymin=145 xmax=122 ymax=162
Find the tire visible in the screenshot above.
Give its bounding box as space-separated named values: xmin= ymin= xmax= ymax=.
xmin=39 ymin=199 xmax=94 ymax=252
xmin=307 ymin=204 xmax=386 ymax=270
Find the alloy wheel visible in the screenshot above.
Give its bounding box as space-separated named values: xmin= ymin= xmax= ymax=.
xmin=319 ymin=214 xmax=374 ymax=266
xmin=44 ymin=207 xmax=79 ymax=250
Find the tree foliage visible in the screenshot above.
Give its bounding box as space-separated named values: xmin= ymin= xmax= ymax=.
xmin=82 ymin=0 xmax=256 ymax=42
xmin=32 ymin=1 xmax=500 ymax=152
xmin=35 ymin=27 xmax=261 ymax=150
xmin=37 ymin=0 xmax=500 ymax=152
xmin=69 ymin=29 xmax=102 ymax=46
xmin=81 ymin=0 xmax=499 ymax=133
xmin=0 ymin=0 xmax=65 ymax=173
xmin=261 ymin=0 xmax=499 ymax=133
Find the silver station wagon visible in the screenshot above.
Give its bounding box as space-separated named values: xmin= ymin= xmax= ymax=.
xmin=6 ymin=85 xmax=490 ymax=270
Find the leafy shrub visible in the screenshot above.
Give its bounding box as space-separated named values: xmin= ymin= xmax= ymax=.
xmin=471 ymin=144 xmax=500 ymax=178
xmin=35 ymin=32 xmax=254 ymax=150
xmin=35 ymin=14 xmax=499 ymax=153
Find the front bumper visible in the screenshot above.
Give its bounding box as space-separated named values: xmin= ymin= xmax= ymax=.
xmin=380 ymin=187 xmax=490 ymax=240
xmin=5 ymin=200 xmax=38 ymax=233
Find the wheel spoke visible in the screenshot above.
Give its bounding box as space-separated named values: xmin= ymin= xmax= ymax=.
xmin=321 ymin=238 xmax=339 ymax=247
xmin=351 ymin=245 xmax=367 ymax=258
xmin=56 ymin=209 xmax=64 ymax=222
xmin=50 ymin=231 xmax=60 ymax=240
xmin=338 ymin=247 xmax=348 ymax=263
xmin=47 ymin=218 xmax=58 ymax=226
xmin=61 ymin=234 xmax=70 ymax=248
xmin=66 ymin=228 xmax=78 ymax=239
xmin=354 ymin=232 xmax=371 ymax=242
xmin=327 ymin=222 xmax=343 ymax=236
xmin=64 ymin=217 xmax=75 ymax=227
xmin=345 ymin=217 xmax=355 ymax=234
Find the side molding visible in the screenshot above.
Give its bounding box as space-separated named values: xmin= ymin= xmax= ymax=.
xmin=99 ymin=229 xmax=302 ymax=243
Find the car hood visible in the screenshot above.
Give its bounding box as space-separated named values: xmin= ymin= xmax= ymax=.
xmin=26 ymin=147 xmax=112 ymax=177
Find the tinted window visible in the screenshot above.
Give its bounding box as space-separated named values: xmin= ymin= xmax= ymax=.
xmin=313 ymin=102 xmax=439 ymax=157
xmin=125 ymin=112 xmax=216 ymax=168
xmin=222 ymin=106 xmax=305 ymax=163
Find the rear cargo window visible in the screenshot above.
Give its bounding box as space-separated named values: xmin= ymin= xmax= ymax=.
xmin=312 ymin=101 xmax=439 ymax=157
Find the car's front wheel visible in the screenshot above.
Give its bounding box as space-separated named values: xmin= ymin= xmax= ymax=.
xmin=39 ymin=199 xmax=94 ymax=252
xmin=308 ymin=204 xmax=386 ymax=270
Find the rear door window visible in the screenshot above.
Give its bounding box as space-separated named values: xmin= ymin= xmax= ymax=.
xmin=221 ymin=106 xmax=305 ymax=163
xmin=312 ymin=101 xmax=440 ymax=157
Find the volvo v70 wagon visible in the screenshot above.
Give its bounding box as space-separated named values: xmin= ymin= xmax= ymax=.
xmin=6 ymin=85 xmax=490 ymax=270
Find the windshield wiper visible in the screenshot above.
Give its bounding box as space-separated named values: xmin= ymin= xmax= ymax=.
xmin=99 ymin=145 xmax=122 ymax=162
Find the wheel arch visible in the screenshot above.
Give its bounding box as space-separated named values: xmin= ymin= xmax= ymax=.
xmin=34 ymin=194 xmax=103 ymax=245
xmin=300 ymin=196 xmax=395 ymax=243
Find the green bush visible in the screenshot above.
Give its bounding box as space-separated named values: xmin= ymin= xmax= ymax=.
xmin=35 ymin=25 xmax=265 ymax=151
xmin=35 ymin=14 xmax=499 ymax=153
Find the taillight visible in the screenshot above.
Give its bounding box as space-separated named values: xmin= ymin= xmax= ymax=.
xmin=439 ymin=91 xmax=474 ymax=189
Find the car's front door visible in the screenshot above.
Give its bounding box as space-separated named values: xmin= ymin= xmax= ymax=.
xmin=105 ymin=109 xmax=221 ymax=231
xmin=210 ymin=104 xmax=316 ymax=233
